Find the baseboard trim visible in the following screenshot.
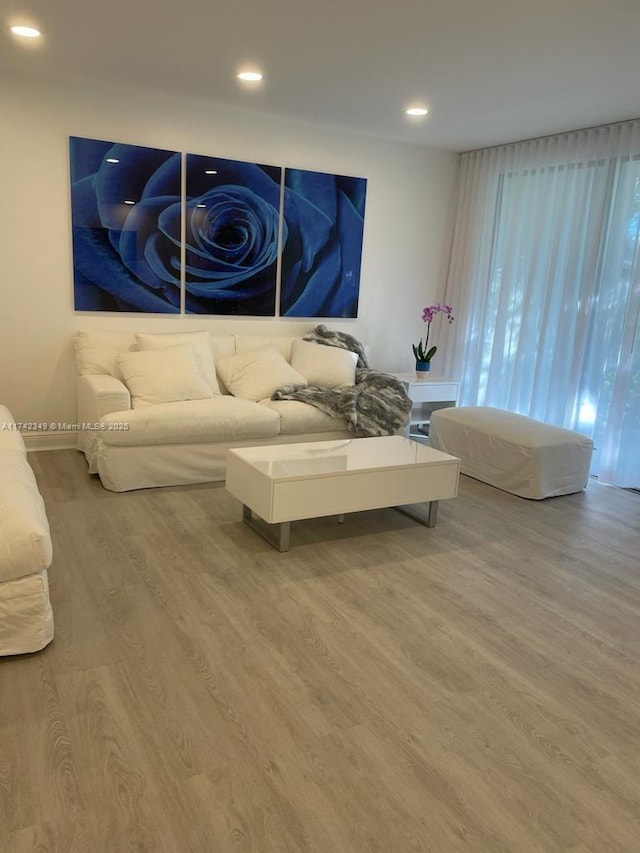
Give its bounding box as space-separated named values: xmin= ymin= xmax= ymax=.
xmin=23 ymin=431 xmax=78 ymax=452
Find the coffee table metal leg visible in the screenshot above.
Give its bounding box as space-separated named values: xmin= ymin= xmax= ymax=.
xmin=278 ymin=521 xmax=291 ymax=551
xmin=241 ymin=500 xmax=439 ymax=550
xmin=242 ymin=505 xmax=291 ymax=552
xmin=394 ymin=500 xmax=439 ymax=527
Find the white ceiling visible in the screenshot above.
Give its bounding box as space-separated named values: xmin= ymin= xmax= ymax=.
xmin=3 ymin=0 xmax=640 ymax=152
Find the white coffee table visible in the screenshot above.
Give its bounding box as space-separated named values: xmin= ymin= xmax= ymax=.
xmin=225 ymin=436 xmax=460 ymax=551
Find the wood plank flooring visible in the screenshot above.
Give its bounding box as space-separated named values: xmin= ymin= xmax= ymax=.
xmin=1 ymin=449 xmax=639 ymax=852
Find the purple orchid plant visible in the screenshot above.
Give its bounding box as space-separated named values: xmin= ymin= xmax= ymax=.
xmin=412 ymin=302 xmax=455 ymax=363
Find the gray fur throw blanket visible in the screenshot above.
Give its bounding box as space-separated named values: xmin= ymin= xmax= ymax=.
xmin=303 ymin=324 xmax=369 ymax=369
xmin=272 ymin=369 xmax=412 ymax=437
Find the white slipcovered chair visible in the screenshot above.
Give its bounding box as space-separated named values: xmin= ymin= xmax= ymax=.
xmin=0 ymin=405 xmax=54 ymax=655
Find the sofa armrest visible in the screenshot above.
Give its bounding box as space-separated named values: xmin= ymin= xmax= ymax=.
xmin=77 ymin=374 xmax=131 ymax=423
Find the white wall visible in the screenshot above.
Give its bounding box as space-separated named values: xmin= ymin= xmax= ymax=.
xmin=0 ymin=76 xmax=458 ymax=439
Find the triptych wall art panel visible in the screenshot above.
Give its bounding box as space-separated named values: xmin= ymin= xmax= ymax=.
xmin=70 ymin=137 xmax=182 ymax=312
xmin=69 ymin=137 xmax=367 ymax=318
xmin=184 ymin=154 xmax=280 ymax=316
xmin=281 ymin=169 xmax=367 ymax=318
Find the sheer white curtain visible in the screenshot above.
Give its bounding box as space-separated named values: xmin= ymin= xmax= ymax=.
xmin=442 ymin=121 xmax=640 ymax=487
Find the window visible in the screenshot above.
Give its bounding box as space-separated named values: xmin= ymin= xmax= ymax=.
xmin=445 ymin=123 xmax=640 ymax=487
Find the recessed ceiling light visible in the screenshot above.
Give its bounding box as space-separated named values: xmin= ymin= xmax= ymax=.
xmin=205 ymin=169 xmax=218 ymax=175
xmin=237 ymin=71 xmax=263 ymax=82
xmin=106 ymin=158 xmax=120 ymax=164
xmin=10 ymin=25 xmax=41 ymax=38
xmin=406 ymin=107 xmax=429 ymax=117
xmin=124 ymin=200 xmax=135 ymax=205
xmin=197 ymin=204 xmax=206 ymax=208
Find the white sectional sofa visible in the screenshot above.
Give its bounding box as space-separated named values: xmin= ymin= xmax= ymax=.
xmin=0 ymin=405 xmax=54 ymax=656
xmin=75 ymin=329 xmax=358 ymax=492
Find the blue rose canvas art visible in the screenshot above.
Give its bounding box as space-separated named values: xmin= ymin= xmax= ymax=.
xmin=70 ymin=137 xmax=367 ymax=317
xmin=184 ymin=155 xmax=280 ymax=315
xmin=280 ymin=168 xmax=367 ymax=318
xmin=70 ymin=137 xmax=182 ymax=312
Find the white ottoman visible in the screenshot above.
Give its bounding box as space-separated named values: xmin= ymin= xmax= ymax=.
xmin=429 ymin=406 xmax=594 ymax=499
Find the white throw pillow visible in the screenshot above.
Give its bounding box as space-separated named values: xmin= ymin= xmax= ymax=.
xmin=135 ymin=331 xmax=221 ymax=394
xmin=290 ymin=339 xmax=358 ymax=388
xmin=117 ymin=344 xmax=214 ymax=409
xmin=74 ymin=330 xmax=138 ymax=380
xmin=215 ymin=345 xmax=308 ymax=402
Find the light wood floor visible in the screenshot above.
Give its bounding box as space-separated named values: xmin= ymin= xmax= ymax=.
xmin=2 ymin=450 xmax=639 ymax=852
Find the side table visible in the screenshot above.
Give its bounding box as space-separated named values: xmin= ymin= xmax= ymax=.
xmin=393 ymin=373 xmax=460 ymax=440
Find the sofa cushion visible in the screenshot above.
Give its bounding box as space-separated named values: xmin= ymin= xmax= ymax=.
xmin=0 ymin=570 xmax=54 ymax=656
xmin=0 ymin=450 xmax=53 ymax=583
xmin=290 ymin=339 xmax=358 ymax=388
xmin=99 ymin=397 xmax=281 ymax=446
xmin=259 ymin=398 xmax=348 ymax=434
xmin=209 ymin=335 xmax=236 ymax=360
xmin=136 ymin=331 xmax=221 ymax=394
xmin=216 ymin=345 xmax=307 ymax=402
xmin=75 ymin=330 xmax=138 ymax=380
xmin=118 ymin=344 xmax=214 ymax=409
xmin=235 ymin=335 xmax=297 ymax=362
